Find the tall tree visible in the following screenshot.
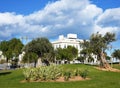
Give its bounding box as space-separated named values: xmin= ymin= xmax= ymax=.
xmin=90 ymin=32 xmax=115 ymax=68
xmin=22 ymin=52 xmax=38 ymax=67
xmin=112 ymin=49 xmax=120 ymax=64
xmin=0 ymin=41 xmax=9 ymax=61
xmin=55 ymin=46 xmax=78 ymax=62
xmin=80 ymin=40 xmax=93 ymax=63
xmin=0 ymin=38 xmax=24 ymax=62
xmin=22 ymin=37 xmax=54 ymax=66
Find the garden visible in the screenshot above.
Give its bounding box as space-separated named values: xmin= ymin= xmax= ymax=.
xmin=0 ymin=64 xmax=120 ymax=88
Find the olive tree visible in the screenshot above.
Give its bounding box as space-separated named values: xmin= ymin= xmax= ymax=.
xmin=22 ymin=37 xmax=54 ymax=66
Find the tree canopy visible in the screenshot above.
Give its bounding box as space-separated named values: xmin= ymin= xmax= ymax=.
xmin=112 ymin=49 xmax=120 ymax=64
xmin=0 ymin=38 xmax=24 ymax=62
xmin=80 ymin=32 xmax=116 ymax=68
xmin=22 ymin=52 xmax=38 ymax=67
xmin=22 ymin=37 xmax=54 ymax=65
xmin=55 ymin=46 xmax=78 ymax=61
xmin=80 ymin=40 xmax=93 ymax=63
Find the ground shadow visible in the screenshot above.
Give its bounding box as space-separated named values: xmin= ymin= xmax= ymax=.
xmin=0 ymin=71 xmax=11 ymax=76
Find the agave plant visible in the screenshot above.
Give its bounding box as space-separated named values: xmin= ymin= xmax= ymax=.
xmin=23 ymin=65 xmax=89 ymax=82
xmin=50 ymin=65 xmax=62 ymax=80
xmin=23 ymin=65 xmax=63 ymax=81
xmin=23 ymin=68 xmax=32 ymax=82
xmin=63 ymin=70 xmax=71 ymax=81
xmin=30 ymin=68 xmax=38 ymax=81
xmin=73 ymin=68 xmax=81 ymax=76
xmin=80 ymin=69 xmax=89 ymax=79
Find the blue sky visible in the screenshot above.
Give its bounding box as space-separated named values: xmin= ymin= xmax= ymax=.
xmin=91 ymin=0 xmax=120 ymax=10
xmin=0 ymin=0 xmax=120 ymax=51
xmin=0 ymin=0 xmax=58 ymax=15
xmin=0 ymin=0 xmax=119 ymax=14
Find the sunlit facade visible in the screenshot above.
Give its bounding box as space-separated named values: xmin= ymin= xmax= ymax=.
xmin=52 ymin=34 xmax=83 ymax=56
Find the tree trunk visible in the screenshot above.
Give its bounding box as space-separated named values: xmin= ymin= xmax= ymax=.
xmin=100 ymin=52 xmax=111 ymax=69
xmin=36 ymin=58 xmax=42 ymax=67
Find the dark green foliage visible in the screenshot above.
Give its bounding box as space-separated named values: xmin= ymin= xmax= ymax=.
xmin=77 ymin=56 xmax=85 ymax=63
xmin=63 ymin=70 xmax=71 ymax=81
xmin=80 ymin=40 xmax=93 ymax=63
xmin=106 ymin=56 xmax=111 ymax=60
xmin=23 ymin=37 xmax=53 ymax=57
xmin=112 ymin=49 xmax=120 ymax=64
xmin=112 ymin=49 xmax=120 ymax=59
xmin=0 ymin=38 xmax=24 ymax=61
xmin=80 ymin=69 xmax=89 ymax=79
xmin=22 ymin=52 xmax=38 ymax=67
xmin=22 ymin=37 xmax=54 ymax=64
xmin=73 ymin=68 xmax=81 ymax=76
xmin=90 ymin=32 xmax=115 ymax=59
xmin=80 ymin=32 xmax=116 ymax=67
xmin=104 ymin=32 xmax=116 ymax=44
xmin=56 ymin=46 xmax=78 ymax=61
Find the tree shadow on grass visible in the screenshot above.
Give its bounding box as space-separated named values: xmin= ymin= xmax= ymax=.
xmin=0 ymin=71 xmax=12 ymax=76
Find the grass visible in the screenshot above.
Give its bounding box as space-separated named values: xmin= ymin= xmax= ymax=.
xmin=0 ymin=64 xmax=120 ymax=88
xmin=113 ymin=64 xmax=120 ymax=69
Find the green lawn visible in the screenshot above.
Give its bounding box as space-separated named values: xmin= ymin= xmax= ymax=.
xmin=113 ymin=64 xmax=120 ymax=69
xmin=0 ymin=64 xmax=120 ymax=88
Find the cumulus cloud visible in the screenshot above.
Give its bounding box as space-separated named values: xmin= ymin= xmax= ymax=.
xmin=96 ymin=8 xmax=120 ymax=27
xmin=0 ymin=0 xmax=120 ymax=41
xmin=94 ymin=8 xmax=120 ymax=37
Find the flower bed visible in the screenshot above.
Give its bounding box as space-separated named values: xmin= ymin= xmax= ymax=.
xmin=22 ymin=65 xmax=89 ymax=82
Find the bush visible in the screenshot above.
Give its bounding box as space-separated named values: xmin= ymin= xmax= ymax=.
xmin=63 ymin=70 xmax=71 ymax=81
xmin=73 ymin=68 xmax=81 ymax=76
xmin=23 ymin=65 xmax=62 ymax=81
xmin=80 ymin=69 xmax=89 ymax=79
xmin=23 ymin=68 xmax=32 ymax=82
xmin=23 ymin=66 xmax=89 ymax=82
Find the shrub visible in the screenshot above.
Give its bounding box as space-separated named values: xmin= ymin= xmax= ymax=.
xmin=63 ymin=70 xmax=71 ymax=81
xmin=80 ymin=69 xmax=89 ymax=79
xmin=73 ymin=68 xmax=81 ymax=76
xmin=23 ymin=68 xmax=32 ymax=82
xmin=23 ymin=66 xmax=89 ymax=82
xmin=23 ymin=65 xmax=62 ymax=81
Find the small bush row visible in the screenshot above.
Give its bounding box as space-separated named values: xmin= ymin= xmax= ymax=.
xmin=63 ymin=68 xmax=89 ymax=81
xmin=23 ymin=65 xmax=89 ymax=82
xmin=23 ymin=65 xmax=62 ymax=82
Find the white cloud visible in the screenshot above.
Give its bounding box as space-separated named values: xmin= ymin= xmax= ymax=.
xmin=96 ymin=8 xmax=120 ymax=27
xmin=93 ymin=24 xmax=119 ymax=34
xmin=0 ymin=0 xmax=120 ymax=41
xmin=0 ymin=12 xmax=24 ymax=26
xmin=94 ymin=8 xmax=120 ymax=38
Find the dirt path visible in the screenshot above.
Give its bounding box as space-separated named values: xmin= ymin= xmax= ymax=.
xmin=94 ymin=67 xmax=120 ymax=72
xmin=21 ymin=76 xmax=90 ymax=83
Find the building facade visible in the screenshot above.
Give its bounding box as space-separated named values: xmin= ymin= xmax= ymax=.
xmin=52 ymin=33 xmax=99 ymax=64
xmin=52 ymin=34 xmax=83 ymax=55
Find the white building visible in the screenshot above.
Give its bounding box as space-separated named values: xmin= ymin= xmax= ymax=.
xmin=52 ymin=33 xmax=99 ymax=64
xmin=52 ymin=34 xmax=83 ymax=64
xmin=52 ymin=34 xmax=83 ymax=55
xmin=52 ymin=34 xmax=84 ymax=64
